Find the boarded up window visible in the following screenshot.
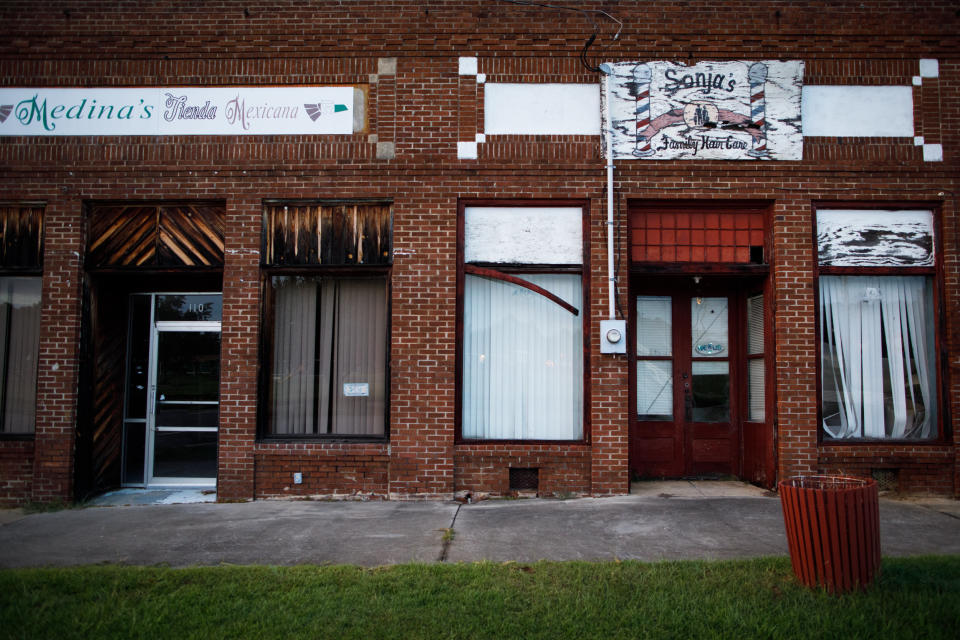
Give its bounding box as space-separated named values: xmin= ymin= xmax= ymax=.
xmin=262 ymin=202 xmax=392 ymax=266
xmin=630 ymin=208 xmax=765 ymax=264
xmin=87 ymin=203 xmax=224 ymax=268
xmin=817 ymin=210 xmax=934 ymax=267
xmin=0 ymin=204 xmax=43 ymax=270
xmin=464 ymin=206 xmax=582 ymax=265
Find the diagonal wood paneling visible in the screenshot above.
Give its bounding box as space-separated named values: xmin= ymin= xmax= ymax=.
xmin=262 ymin=202 xmax=392 ymax=266
xmin=90 ymin=300 xmax=125 ymax=491
xmin=158 ymin=205 xmax=225 ymax=267
xmin=0 ymin=204 xmax=44 ymax=269
xmin=87 ymin=203 xmax=224 ymax=268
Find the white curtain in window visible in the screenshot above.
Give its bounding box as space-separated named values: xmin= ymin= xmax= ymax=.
xmin=820 ymin=275 xmax=936 ymax=439
xmin=271 ymin=277 xmax=386 ymax=435
xmin=463 ymin=273 xmax=582 ymax=440
xmin=0 ymin=278 xmax=41 ymax=433
xmin=329 ymin=279 xmax=387 ymax=435
xmin=271 ymin=278 xmax=317 ymax=434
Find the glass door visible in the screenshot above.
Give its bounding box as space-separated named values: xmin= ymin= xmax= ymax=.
xmin=631 ymin=286 xmax=741 ymax=478
xmin=149 ymin=326 xmax=220 ymax=485
xmin=121 ymin=294 xmax=221 ymax=487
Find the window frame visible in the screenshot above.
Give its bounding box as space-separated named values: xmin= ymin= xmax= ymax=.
xmin=0 ymin=202 xmax=44 ymax=440
xmin=455 ymin=199 xmax=591 ymax=444
xmin=258 ymin=200 xmax=392 ymax=442
xmin=813 ymin=201 xmax=948 ymax=445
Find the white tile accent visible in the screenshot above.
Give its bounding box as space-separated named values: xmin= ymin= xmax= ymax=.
xmin=475 ymin=133 xmax=486 ymax=143
xmin=477 ymin=73 xmax=486 ymax=84
xmin=485 ymin=83 xmax=601 ymax=135
xmin=802 ymin=86 xmax=914 ymax=137
xmin=457 ymin=141 xmax=478 ymax=159
xmin=923 ymin=143 xmax=943 ymax=162
xmin=914 ymin=136 xmax=924 ymax=146
xmin=919 ymin=59 xmax=939 ymax=78
xmin=459 ymin=56 xmax=478 ymax=76
xmin=912 ymin=76 xmax=922 ymax=86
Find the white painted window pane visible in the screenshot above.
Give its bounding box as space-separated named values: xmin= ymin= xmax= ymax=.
xmin=462 ymin=273 xmax=582 ymax=440
xmin=485 ymin=83 xmax=601 ymax=135
xmin=747 ymin=294 xmax=764 ymax=355
xmin=636 ymin=296 xmax=672 ymax=356
xmin=691 ymin=297 xmax=728 ymax=357
xmin=817 ymin=209 xmax=934 ymax=267
xmin=637 ymin=360 xmax=672 ymax=420
xmin=748 ymin=359 xmax=765 ymax=422
xmin=802 ymin=86 xmax=913 ymax=137
xmin=464 ymin=207 xmax=582 ymax=265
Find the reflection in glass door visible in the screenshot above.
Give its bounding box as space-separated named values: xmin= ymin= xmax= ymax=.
xmin=121 ymin=294 xmax=221 ymax=487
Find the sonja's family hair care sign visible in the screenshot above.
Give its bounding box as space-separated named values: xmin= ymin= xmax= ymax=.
xmin=0 ymin=86 xmax=354 ymax=136
xmin=604 ymin=60 xmax=803 ymax=160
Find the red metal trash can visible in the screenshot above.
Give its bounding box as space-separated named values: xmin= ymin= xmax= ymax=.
xmin=779 ymin=475 xmax=881 ymax=593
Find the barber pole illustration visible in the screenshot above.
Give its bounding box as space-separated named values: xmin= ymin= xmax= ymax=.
xmin=747 ymin=62 xmax=769 ymax=158
xmin=632 ymin=64 xmax=655 ymax=157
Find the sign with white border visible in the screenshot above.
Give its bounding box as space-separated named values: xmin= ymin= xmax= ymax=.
xmin=0 ymin=86 xmax=354 ymax=136
xmin=605 ymin=60 xmax=803 ymax=160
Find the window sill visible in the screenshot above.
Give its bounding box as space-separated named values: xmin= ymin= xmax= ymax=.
xmin=0 ymin=433 xmax=35 ymax=441
xmin=455 ymin=438 xmax=589 ymax=446
xmin=257 ymin=435 xmax=388 ymax=445
xmin=819 ymin=438 xmax=949 ymax=447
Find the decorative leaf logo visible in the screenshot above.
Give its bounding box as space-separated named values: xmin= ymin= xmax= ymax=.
xmin=304 ymin=102 xmax=349 ymax=122
xmin=0 ymin=105 xmax=12 ymax=123
xmin=304 ymin=103 xmax=323 ymax=121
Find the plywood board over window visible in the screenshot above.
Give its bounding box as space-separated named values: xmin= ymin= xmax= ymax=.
xmin=629 ymin=205 xmax=766 ymax=265
xmin=0 ymin=203 xmax=43 ymax=270
xmin=262 ymin=202 xmax=392 ymax=266
xmin=86 ymin=203 xmax=224 ymax=268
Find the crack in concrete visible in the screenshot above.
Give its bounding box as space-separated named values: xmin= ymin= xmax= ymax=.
xmin=437 ymin=503 xmax=462 ymax=562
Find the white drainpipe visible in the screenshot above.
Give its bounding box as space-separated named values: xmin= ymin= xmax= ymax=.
xmin=602 ymin=66 xmax=616 ymax=320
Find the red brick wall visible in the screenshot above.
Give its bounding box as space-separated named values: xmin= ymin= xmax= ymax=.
xmin=254 ymin=443 xmax=389 ymax=499
xmin=455 ymin=444 xmax=592 ymax=498
xmin=0 ymin=1 xmax=957 ymax=503
xmin=0 ymin=440 xmax=34 ymax=505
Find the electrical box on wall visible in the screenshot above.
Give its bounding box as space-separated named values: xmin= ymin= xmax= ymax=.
xmin=600 ymin=319 xmax=626 ymax=354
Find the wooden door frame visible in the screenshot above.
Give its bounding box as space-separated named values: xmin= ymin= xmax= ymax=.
xmin=628 ymin=275 xmax=763 ymax=479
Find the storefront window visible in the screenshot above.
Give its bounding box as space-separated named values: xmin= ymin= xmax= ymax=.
xmin=817 ymin=209 xmax=938 ymax=440
xmin=0 ymin=277 xmax=41 ymax=434
xmin=260 ymin=201 xmax=391 ymax=439
xmin=459 ymin=203 xmax=585 ymax=441
xmin=267 ymin=276 xmax=387 ymax=436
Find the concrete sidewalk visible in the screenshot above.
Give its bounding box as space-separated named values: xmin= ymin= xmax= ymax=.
xmin=1 ymin=482 xmax=958 ymax=568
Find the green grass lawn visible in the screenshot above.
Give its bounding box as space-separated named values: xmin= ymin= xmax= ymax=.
xmin=2 ymin=557 xmax=959 ymax=639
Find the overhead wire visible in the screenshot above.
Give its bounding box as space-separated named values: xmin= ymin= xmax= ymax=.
xmin=495 ymin=0 xmax=623 ymax=72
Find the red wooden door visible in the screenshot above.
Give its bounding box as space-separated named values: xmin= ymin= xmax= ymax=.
xmin=630 ymin=285 xmax=742 ymax=478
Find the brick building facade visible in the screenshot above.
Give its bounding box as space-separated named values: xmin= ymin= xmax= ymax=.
xmin=0 ymin=1 xmax=958 ymax=504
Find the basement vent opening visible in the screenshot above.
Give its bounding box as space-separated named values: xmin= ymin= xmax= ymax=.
xmin=509 ymin=467 xmax=539 ymax=492
xmin=871 ymin=468 xmax=899 ymax=493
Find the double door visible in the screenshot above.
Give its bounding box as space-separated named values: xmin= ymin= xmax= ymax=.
xmin=631 ymin=285 xmax=746 ymax=478
xmin=121 ymin=294 xmax=221 ymax=487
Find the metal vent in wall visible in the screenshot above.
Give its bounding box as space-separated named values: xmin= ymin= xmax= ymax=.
xmin=509 ymin=468 xmax=539 ymax=492
xmin=872 ymin=469 xmax=899 ymax=493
